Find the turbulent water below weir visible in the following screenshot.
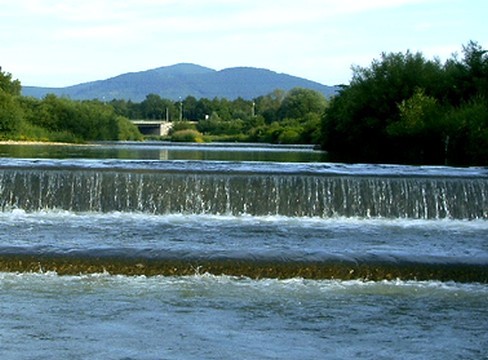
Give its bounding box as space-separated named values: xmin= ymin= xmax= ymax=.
xmin=0 ymin=143 xmax=487 ymax=359
xmin=1 ymin=273 xmax=487 ymax=359
xmin=1 ymin=212 xmax=487 ymax=283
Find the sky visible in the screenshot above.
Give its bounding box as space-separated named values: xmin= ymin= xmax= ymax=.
xmin=1 ymin=0 xmax=487 ymax=87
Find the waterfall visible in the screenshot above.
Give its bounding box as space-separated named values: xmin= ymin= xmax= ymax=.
xmin=0 ymin=168 xmax=486 ymax=219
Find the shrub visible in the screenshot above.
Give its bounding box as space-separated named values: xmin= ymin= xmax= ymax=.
xmin=278 ymin=128 xmax=302 ymax=144
xmin=171 ymin=129 xmax=204 ymax=143
xmin=170 ymin=121 xmax=196 ymax=134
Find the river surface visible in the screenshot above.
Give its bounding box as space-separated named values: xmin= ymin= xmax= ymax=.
xmin=0 ymin=142 xmax=486 ymax=359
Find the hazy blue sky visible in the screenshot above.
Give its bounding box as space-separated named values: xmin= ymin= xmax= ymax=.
xmin=1 ymin=0 xmax=486 ymax=87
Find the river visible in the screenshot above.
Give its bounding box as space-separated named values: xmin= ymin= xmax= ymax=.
xmin=0 ymin=142 xmax=486 ymax=359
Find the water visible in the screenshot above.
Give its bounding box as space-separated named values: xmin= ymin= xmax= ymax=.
xmin=1 ymin=273 xmax=486 ymax=359
xmin=0 ymin=142 xmax=487 ymax=359
xmin=0 ymin=142 xmax=328 ymax=162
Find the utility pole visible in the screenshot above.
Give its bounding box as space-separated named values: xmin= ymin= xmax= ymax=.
xmin=179 ymin=97 xmax=183 ymax=121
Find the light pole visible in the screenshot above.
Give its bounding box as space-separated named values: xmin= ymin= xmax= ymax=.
xmin=179 ymin=97 xmax=183 ymax=121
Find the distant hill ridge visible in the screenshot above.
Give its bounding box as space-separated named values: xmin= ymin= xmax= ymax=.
xmin=22 ymin=63 xmax=339 ymax=102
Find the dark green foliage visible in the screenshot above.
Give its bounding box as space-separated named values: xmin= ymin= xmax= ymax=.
xmin=0 ymin=67 xmax=21 ymax=96
xmin=445 ymin=97 xmax=488 ymax=164
xmin=170 ymin=120 xmax=197 ymax=133
xmin=0 ymin=91 xmax=23 ymax=136
xmin=171 ymin=129 xmax=204 ymax=143
xmin=25 ymin=96 xmax=142 ymax=142
xmin=109 ymin=88 xmax=328 ymax=145
xmin=3 ymin=64 xmax=330 ymax=145
xmin=0 ymin=67 xmax=142 ymax=142
xmin=0 ymin=68 xmax=23 ymax=137
xmin=139 ymin=94 xmax=176 ymax=120
xmin=279 ymin=88 xmax=327 ymax=120
xmin=321 ymin=41 xmax=488 ymax=165
xmin=225 ymin=88 xmax=327 ymax=143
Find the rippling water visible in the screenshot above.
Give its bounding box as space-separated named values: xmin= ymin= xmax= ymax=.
xmin=1 ymin=273 xmax=487 ymax=359
xmin=0 ymin=142 xmax=486 ymax=359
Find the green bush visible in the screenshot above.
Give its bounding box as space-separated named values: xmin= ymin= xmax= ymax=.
xmin=171 ymin=129 xmax=204 ymax=143
xmin=202 ymin=133 xmax=250 ymax=143
xmin=115 ymin=116 xmax=144 ymax=141
xmin=278 ymin=128 xmax=302 ymax=144
xmin=170 ymin=121 xmax=196 ymax=134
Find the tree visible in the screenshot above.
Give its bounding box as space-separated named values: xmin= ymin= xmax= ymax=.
xmin=387 ymin=88 xmax=440 ymax=136
xmin=321 ymin=41 xmax=488 ymax=165
xmin=231 ymin=97 xmax=254 ymax=121
xmin=300 ymin=112 xmax=323 ymax=144
xmin=0 ymin=67 xmax=21 ymax=96
xmin=182 ymin=96 xmax=199 ymax=120
xmin=446 ymin=97 xmax=488 ymax=165
xmin=0 ymin=67 xmax=142 ymax=142
xmin=254 ymin=89 xmax=285 ymax=123
xmin=140 ymin=94 xmax=170 ymax=120
xmin=442 ymin=41 xmax=488 ymax=106
xmin=0 ymin=91 xmax=23 ymax=136
xmin=321 ymin=49 xmax=451 ymax=163
xmin=278 ymin=88 xmax=327 ymax=120
xmin=0 ymin=67 xmax=23 ymax=137
xmin=386 ymin=88 xmax=448 ymax=163
xmin=461 ymin=41 xmax=488 ymax=100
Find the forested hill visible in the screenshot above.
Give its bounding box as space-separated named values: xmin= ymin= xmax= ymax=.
xmin=22 ymin=63 xmax=339 ymax=101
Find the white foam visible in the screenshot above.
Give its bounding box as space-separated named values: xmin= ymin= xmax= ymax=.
xmin=1 ymin=271 xmax=485 ymax=298
xmin=1 ymin=209 xmax=486 ymax=231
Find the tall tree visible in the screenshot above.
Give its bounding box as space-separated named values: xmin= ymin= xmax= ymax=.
xmin=321 ymin=41 xmax=488 ymax=165
xmin=278 ymin=88 xmax=327 ymax=120
xmin=0 ymin=91 xmax=23 ymax=135
xmin=0 ymin=67 xmax=21 ymax=96
xmin=254 ymin=89 xmax=285 ymax=123
xmin=140 ymin=94 xmax=167 ymax=120
xmin=0 ymin=67 xmax=23 ymax=136
xmin=321 ymin=50 xmax=447 ymax=163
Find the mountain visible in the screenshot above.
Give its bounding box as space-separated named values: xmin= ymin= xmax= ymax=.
xmin=22 ymin=63 xmax=339 ymax=102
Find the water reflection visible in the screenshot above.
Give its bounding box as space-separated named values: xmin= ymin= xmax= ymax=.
xmin=0 ymin=142 xmax=327 ymax=162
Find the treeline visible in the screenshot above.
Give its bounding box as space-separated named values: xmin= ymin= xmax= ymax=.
xmin=2 ymin=40 xmax=486 ymax=166
xmin=1 ymin=63 xmax=328 ymax=144
xmin=0 ymin=70 xmax=142 ymax=142
xmin=321 ymin=41 xmax=488 ymax=165
xmin=109 ymin=88 xmax=328 ymax=144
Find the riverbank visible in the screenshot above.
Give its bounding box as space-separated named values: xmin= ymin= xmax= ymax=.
xmin=0 ymin=140 xmax=95 ymax=146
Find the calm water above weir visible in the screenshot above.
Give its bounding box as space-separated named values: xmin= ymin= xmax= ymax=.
xmin=0 ymin=141 xmax=328 ymax=162
xmin=0 ymin=142 xmax=487 ymax=359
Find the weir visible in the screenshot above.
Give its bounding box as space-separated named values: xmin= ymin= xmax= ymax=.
xmin=0 ymin=167 xmax=486 ymax=219
xmin=0 ymin=248 xmax=486 ymax=282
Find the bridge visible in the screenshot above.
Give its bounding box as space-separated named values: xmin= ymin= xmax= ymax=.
xmin=131 ymin=120 xmax=173 ymax=136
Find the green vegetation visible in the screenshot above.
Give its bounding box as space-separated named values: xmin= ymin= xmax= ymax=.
xmin=321 ymin=41 xmax=488 ymax=165
xmin=1 ymin=63 xmax=327 ymax=145
xmin=110 ymin=88 xmax=328 ymax=144
xmin=2 ymin=41 xmax=486 ymax=166
xmin=0 ymin=67 xmax=142 ymax=142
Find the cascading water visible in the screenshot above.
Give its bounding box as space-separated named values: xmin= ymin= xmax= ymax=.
xmin=0 ymin=158 xmax=486 ymax=281
xmin=0 ymin=163 xmax=486 ymax=219
xmin=0 ymin=144 xmax=487 ymax=359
